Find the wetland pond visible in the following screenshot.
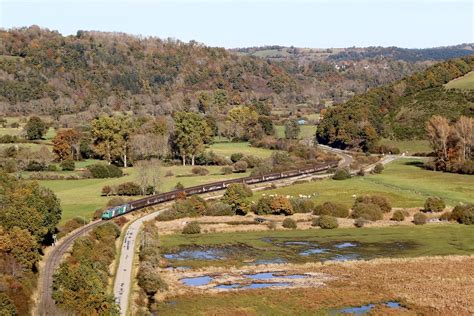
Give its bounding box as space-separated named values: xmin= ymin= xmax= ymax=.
xmin=162 ymin=238 xmax=417 ymax=268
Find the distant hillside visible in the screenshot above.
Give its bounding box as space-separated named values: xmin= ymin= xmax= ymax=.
xmin=0 ymin=26 xmax=299 ymax=116
xmin=317 ymin=55 xmax=474 ymax=150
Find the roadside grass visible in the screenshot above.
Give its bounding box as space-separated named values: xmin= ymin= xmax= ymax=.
xmin=379 ymin=138 xmax=431 ymax=154
xmin=274 ymin=125 xmax=316 ymax=139
xmin=207 ymin=142 xmax=274 ymax=158
xmin=445 ymin=71 xmax=474 ymax=90
xmin=39 ymin=165 xmax=250 ymax=224
xmin=159 ymin=225 xmax=474 ymax=268
xmin=253 ymin=158 xmax=474 ymax=208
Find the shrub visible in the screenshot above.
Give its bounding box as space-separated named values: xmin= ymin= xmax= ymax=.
xmin=391 ymin=210 xmax=405 ymax=221
xmin=107 ymin=197 xmax=125 ymax=207
xmin=439 ymin=211 xmax=451 ymax=221
xmin=241 ymin=155 xmax=262 ymax=168
xmin=267 ymin=221 xmax=277 ymax=230
xmin=205 ymin=202 xmax=233 ymax=216
xmin=182 ymin=221 xmax=201 ymax=234
xmin=313 ymin=202 xmax=349 ymax=218
xmin=450 ymin=204 xmax=474 ymax=225
xmin=332 ymin=168 xmax=350 ymax=180
xmin=101 ymin=185 xmax=113 ymax=196
xmin=413 ymin=212 xmax=427 ymax=225
xmin=354 ymin=217 xmax=368 ymax=228
xmin=282 ymin=218 xmax=297 ymax=229
xmin=316 ymin=215 xmax=339 ymax=229
xmin=351 ymin=203 xmax=383 ymax=221
xmin=355 ymin=195 xmax=391 ymax=213
xmin=191 ymin=166 xmax=209 ymax=176
xmin=116 ymin=182 xmax=141 ymax=196
xmin=25 ymin=160 xmax=46 ymax=171
xmin=175 ymin=182 xmax=185 ymax=190
xmin=424 ymin=197 xmax=445 ymax=213
xmin=254 ymin=196 xmax=273 ymax=215
xmin=233 ymin=160 xmax=248 ymax=173
xmin=221 ymin=166 xmax=233 ymax=175
xmin=270 ymin=196 xmax=294 ymax=215
xmin=60 ymin=159 xmax=75 ymax=171
xmin=165 ymin=170 xmax=174 ymax=177
xmin=357 ymin=168 xmax=365 ymax=176
xmin=290 ymin=198 xmax=314 ymax=213
xmin=373 ymin=163 xmax=384 ymax=174
xmin=47 ymin=164 xmax=58 ymax=171
xmin=87 ymin=164 xmax=123 ymax=178
xmin=222 ymin=183 xmax=253 ymax=215
xmin=230 ymin=153 xmax=244 ymax=163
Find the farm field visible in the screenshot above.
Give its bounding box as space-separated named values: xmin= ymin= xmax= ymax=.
xmin=445 ymin=71 xmax=474 ymax=90
xmin=274 ymin=125 xmax=317 ymax=139
xmin=159 ymin=225 xmax=474 ymax=269
xmin=253 ymin=158 xmax=474 ymax=208
xmin=379 ymin=138 xmax=431 ymax=155
xmin=206 ymin=142 xmax=275 ymax=158
xmin=39 ymin=164 xmax=251 ymax=224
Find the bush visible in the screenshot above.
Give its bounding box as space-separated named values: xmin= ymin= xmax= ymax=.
xmin=355 ymin=195 xmax=391 ymax=213
xmin=205 ymin=202 xmax=234 ymax=216
xmin=25 ymin=160 xmax=46 ymax=171
xmin=221 ymin=166 xmax=233 ymax=175
xmin=191 ymin=166 xmax=209 ymax=176
xmin=424 ymin=197 xmax=445 ymax=213
xmin=315 ymin=215 xmax=338 ymax=229
xmin=391 ymin=210 xmax=405 ymax=221
xmin=87 ymin=164 xmax=123 ymax=178
xmin=182 ymin=221 xmax=201 ymax=234
xmin=47 ymin=164 xmax=58 ymax=171
xmin=413 ymin=212 xmax=427 ymax=225
xmin=175 ymin=182 xmax=185 ymax=190
xmin=290 ymin=198 xmax=314 ymax=213
xmin=254 ymin=196 xmax=273 ymax=215
xmin=351 ymin=203 xmax=383 ymax=221
xmin=270 ymin=196 xmax=294 ymax=215
xmin=450 ymin=204 xmax=474 ymax=224
xmin=282 ymin=218 xmax=297 ymax=229
xmin=101 ymin=185 xmax=113 ymax=196
xmin=233 ymin=160 xmax=248 ymax=173
xmin=267 ymin=221 xmax=277 ymax=230
xmin=230 ymin=153 xmax=244 ymax=163
xmin=373 ymin=163 xmax=384 ymax=174
xmin=313 ymin=202 xmax=349 ymax=218
xmin=241 ymin=155 xmax=262 ymax=168
xmin=60 ymin=159 xmax=75 ymax=171
xmin=439 ymin=211 xmax=451 ymax=221
xmin=222 ymin=183 xmax=253 ymax=215
xmin=165 ymin=170 xmax=174 ymax=177
xmin=354 ymin=217 xmax=368 ymax=228
xmin=116 ymin=182 xmax=141 ymax=196
xmin=106 ymin=197 xmax=125 ymax=207
xmin=332 ymin=168 xmax=350 ymax=180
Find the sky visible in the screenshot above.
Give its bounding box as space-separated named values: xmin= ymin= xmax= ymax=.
xmin=0 ymin=0 xmax=473 ymax=48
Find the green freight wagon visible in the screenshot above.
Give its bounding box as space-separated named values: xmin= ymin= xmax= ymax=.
xmin=101 ymin=204 xmax=131 ymax=220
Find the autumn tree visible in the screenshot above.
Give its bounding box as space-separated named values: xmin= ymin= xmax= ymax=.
xmin=173 ymin=112 xmax=211 ymax=166
xmin=52 ymin=128 xmax=82 ymax=161
xmin=284 ymin=119 xmax=300 ymax=139
xmin=426 ymin=115 xmax=451 ymax=164
xmin=24 ymin=116 xmax=48 ymax=140
xmin=454 ymin=116 xmax=473 ymax=162
xmin=225 ymin=106 xmax=260 ymax=141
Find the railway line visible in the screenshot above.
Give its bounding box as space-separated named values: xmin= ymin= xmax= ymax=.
xmin=36 ymin=159 xmax=343 ymax=315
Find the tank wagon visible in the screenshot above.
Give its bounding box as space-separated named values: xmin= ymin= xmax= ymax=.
xmin=101 ymin=161 xmax=338 ymax=220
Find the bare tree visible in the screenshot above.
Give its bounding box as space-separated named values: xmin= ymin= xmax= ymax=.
xmin=135 ymin=160 xmax=150 ymax=195
xmin=454 ymin=116 xmax=473 ymax=162
xmin=426 ymin=115 xmax=451 ymax=162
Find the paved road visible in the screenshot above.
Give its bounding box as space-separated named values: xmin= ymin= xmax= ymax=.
xmin=37 ymin=220 xmax=105 ymax=315
xmin=113 ymin=208 xmax=168 ymax=315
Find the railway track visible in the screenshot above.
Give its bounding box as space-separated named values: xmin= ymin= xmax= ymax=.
xmin=37 ymin=220 xmax=105 ymax=315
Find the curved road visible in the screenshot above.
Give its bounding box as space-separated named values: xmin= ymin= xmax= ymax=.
xmin=37 ymin=220 xmax=105 ymax=315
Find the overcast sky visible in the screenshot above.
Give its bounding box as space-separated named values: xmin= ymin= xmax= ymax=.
xmin=1 ymin=0 xmax=473 ymax=48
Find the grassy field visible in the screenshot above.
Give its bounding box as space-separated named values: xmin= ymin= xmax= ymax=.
xmin=39 ymin=164 xmax=250 ymax=224
xmin=207 ymin=142 xmax=274 ymax=158
xmin=160 ymin=225 xmax=474 ymax=268
xmin=379 ymin=138 xmax=431 ymax=154
xmin=445 ymin=71 xmax=474 ymax=90
xmin=274 ymin=125 xmax=317 ymax=139
xmin=253 ymin=158 xmax=474 ymax=208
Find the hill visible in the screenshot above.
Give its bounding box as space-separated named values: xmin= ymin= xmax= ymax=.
xmin=445 ymin=71 xmax=474 ymax=90
xmin=317 ymin=55 xmax=474 ymax=149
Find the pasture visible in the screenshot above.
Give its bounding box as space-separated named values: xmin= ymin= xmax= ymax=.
xmin=445 ymin=71 xmax=474 ymax=90
xmin=274 ymin=125 xmax=317 ymax=139
xmin=207 ymin=142 xmax=274 ymax=158
xmin=253 ymin=158 xmax=474 ymax=208
xmin=379 ymin=138 xmax=431 ymax=155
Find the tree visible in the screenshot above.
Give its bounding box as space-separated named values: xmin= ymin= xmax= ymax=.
xmin=222 ymin=183 xmax=253 ymax=215
xmin=173 ymin=112 xmax=211 ymax=166
xmin=24 ymin=116 xmax=47 ymax=140
xmin=454 ymin=116 xmax=473 ymax=162
xmin=226 ymin=106 xmax=260 ymax=141
xmin=52 ymin=129 xmax=82 ymax=161
xmin=426 ymin=115 xmax=451 ymax=164
xmin=135 ymin=159 xmax=161 ymax=195
xmin=284 ymin=119 xmax=300 ymax=139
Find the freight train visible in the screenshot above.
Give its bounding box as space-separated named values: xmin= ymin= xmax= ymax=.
xmin=101 ymin=161 xmax=338 ymax=220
